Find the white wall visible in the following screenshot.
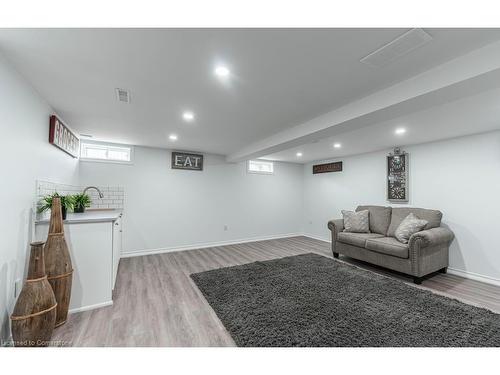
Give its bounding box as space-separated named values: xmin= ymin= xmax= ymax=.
xmin=2 ymin=46 xmax=498 ymax=345
xmin=0 ymin=54 xmax=79 ymax=342
xmin=80 ymin=132 xmax=500 ymax=284
xmin=303 ymin=131 xmax=500 ymax=282
xmin=79 ymin=147 xmax=303 ymax=255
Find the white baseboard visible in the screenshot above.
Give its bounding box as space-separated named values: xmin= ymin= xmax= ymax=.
xmin=301 ymin=234 xmax=500 ymax=287
xmin=302 ymin=233 xmax=330 ymax=243
xmin=447 ymin=267 xmax=500 ymax=287
xmin=121 ymin=232 xmax=303 ymax=258
xmin=69 ymin=300 xmax=113 ymax=314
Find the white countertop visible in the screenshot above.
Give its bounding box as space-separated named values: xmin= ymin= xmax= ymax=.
xmin=36 ymin=210 xmax=122 ymax=224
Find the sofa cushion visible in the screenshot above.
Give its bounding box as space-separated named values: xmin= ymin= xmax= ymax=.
xmin=365 ymin=237 xmax=409 ymax=259
xmin=387 ymin=207 xmax=442 ymax=237
xmin=394 ymin=213 xmax=428 ymax=244
xmin=356 ymin=205 xmax=392 ymax=235
xmin=337 ymin=232 xmax=385 ymax=248
xmin=341 ymin=210 xmax=370 ymax=233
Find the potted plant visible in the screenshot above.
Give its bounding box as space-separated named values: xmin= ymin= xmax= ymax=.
xmin=72 ymin=193 xmax=91 ymax=213
xmin=38 ymin=193 xmax=74 ymax=220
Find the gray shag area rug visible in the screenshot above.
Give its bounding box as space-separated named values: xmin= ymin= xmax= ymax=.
xmin=190 ymin=253 xmax=500 ymax=347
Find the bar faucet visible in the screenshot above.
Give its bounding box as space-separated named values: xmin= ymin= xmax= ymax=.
xmin=82 ymin=186 xmax=104 ymax=198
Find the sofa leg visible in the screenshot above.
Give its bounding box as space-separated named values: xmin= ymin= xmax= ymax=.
xmin=333 ymin=252 xmax=339 ymax=259
xmin=439 ymin=267 xmax=447 ymax=274
xmin=413 ymin=276 xmax=423 ymax=285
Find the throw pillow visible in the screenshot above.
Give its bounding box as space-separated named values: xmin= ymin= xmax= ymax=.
xmin=342 ymin=210 xmax=370 ymax=233
xmin=394 ymin=213 xmax=428 ymax=244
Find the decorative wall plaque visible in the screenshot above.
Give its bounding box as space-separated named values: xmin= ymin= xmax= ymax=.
xmin=49 ymin=115 xmax=80 ymax=158
xmin=387 ymin=148 xmax=408 ymax=202
xmin=312 ymin=161 xmax=343 ymax=174
xmin=171 ymin=152 xmax=204 ymax=171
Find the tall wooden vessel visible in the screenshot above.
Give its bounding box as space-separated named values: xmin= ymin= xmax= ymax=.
xmin=44 ymin=197 xmax=73 ymax=327
xmin=11 ymin=241 xmax=57 ymax=346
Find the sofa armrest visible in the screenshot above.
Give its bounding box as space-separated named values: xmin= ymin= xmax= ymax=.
xmin=409 ymin=227 xmax=454 ymax=249
xmin=409 ymin=227 xmax=454 ymax=277
xmin=327 ymin=219 xmax=344 ymax=241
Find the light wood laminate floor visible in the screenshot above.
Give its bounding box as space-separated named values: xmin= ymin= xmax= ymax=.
xmin=52 ymin=236 xmax=500 ymax=346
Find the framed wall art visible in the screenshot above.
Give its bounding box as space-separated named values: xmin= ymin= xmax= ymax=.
xmin=312 ymin=161 xmax=343 ymax=174
xmin=387 ymin=148 xmax=408 ymax=203
xmin=171 ymin=151 xmax=204 ymax=171
xmin=49 ymin=115 xmax=80 ymax=158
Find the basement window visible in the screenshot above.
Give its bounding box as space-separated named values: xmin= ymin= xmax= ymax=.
xmin=80 ymin=141 xmax=133 ymax=163
xmin=247 ymin=160 xmax=274 ymax=175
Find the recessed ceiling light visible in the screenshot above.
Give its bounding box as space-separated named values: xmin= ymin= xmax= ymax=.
xmin=169 ymin=134 xmax=178 ymax=141
xmin=395 ymin=128 xmax=407 ymax=135
xmin=333 ymin=143 xmax=342 ymax=149
xmin=182 ymin=111 xmax=195 ymax=121
xmin=215 ymin=66 xmax=230 ymax=77
xmin=296 ymin=152 xmax=303 ymax=157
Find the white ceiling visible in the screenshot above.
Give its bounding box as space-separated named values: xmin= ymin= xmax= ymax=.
xmin=1 ymin=28 xmax=500 ymax=160
xmin=263 ymin=86 xmax=500 ymax=163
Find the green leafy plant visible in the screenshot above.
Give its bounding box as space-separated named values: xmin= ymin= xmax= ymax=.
xmin=72 ymin=193 xmax=91 ymax=212
xmin=37 ymin=193 xmax=75 ymax=214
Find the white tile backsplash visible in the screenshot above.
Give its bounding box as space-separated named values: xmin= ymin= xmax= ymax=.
xmin=35 ymin=180 xmax=124 ymax=215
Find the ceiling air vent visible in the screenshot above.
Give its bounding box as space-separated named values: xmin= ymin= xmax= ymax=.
xmin=360 ymin=28 xmax=432 ymax=67
xmin=115 ymin=88 xmax=131 ymax=103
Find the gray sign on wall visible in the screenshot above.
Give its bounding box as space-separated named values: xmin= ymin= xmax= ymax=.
xmin=171 ymin=152 xmax=204 ymax=171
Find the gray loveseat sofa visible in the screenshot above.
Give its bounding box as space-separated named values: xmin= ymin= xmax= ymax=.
xmin=327 ymin=205 xmax=454 ymax=284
